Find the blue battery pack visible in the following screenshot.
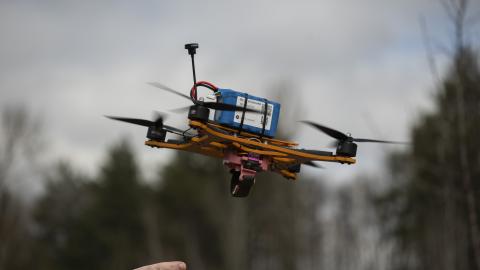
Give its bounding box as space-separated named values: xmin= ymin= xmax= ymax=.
xmin=214 ymin=88 xmax=281 ymax=137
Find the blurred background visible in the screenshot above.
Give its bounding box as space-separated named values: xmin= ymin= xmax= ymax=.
xmin=1 ymin=0 xmax=480 ymax=269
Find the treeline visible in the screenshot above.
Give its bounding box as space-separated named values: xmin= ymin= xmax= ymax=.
xmin=0 ymin=133 xmax=332 ymax=270
xmin=0 ymin=101 xmax=387 ymax=270
xmin=373 ymin=0 xmax=480 ymax=267
xmin=376 ymin=47 xmax=480 ymax=269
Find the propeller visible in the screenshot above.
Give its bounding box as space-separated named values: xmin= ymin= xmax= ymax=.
xmin=303 ymin=161 xmax=324 ymax=169
xmin=148 ymin=82 xmax=262 ymax=113
xmin=105 ymin=112 xmax=184 ymax=134
xmin=148 ymin=82 xmax=191 ymax=100
xmin=300 ymin=121 xmax=407 ymax=145
xmin=169 ymin=106 xmax=192 ymax=114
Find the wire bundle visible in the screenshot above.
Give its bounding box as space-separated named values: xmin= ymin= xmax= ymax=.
xmin=190 ymin=81 xmax=218 ymax=100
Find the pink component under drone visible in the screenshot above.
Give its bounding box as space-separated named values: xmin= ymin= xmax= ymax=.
xmin=223 ymin=151 xmax=270 ymax=180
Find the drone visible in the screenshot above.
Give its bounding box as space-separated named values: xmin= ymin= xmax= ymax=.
xmin=107 ymin=43 xmax=404 ymax=197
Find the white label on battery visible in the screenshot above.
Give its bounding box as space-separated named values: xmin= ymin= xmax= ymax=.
xmin=197 ymin=92 xmax=217 ymax=121
xmin=233 ymin=97 xmax=273 ymax=131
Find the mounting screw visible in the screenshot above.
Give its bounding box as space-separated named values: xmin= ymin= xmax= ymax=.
xmin=185 ymin=43 xmax=199 ymax=56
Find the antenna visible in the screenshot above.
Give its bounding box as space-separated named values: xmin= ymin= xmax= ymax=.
xmin=185 ymin=43 xmax=199 ymax=86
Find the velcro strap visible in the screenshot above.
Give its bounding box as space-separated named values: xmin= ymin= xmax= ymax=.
xmin=260 ymin=99 xmax=268 ymax=137
xmin=239 ymin=94 xmax=249 ymax=132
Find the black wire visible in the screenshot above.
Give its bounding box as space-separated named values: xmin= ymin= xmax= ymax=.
xmin=162 ymin=127 xmax=195 ymax=139
xmin=182 ymin=127 xmax=194 ymax=138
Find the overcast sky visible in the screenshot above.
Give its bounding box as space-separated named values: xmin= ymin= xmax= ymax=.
xmin=1 ymin=0 xmax=479 ymax=194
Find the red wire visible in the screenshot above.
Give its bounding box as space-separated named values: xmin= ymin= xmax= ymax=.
xmin=197 ymin=81 xmax=218 ymax=90
xmin=190 ymin=81 xmax=218 ymax=100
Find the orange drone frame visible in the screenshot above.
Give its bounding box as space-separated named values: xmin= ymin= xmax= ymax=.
xmin=145 ymin=120 xmax=356 ymax=181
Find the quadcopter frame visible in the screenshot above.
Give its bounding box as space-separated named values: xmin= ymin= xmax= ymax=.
xmin=145 ymin=120 xmax=356 ymax=181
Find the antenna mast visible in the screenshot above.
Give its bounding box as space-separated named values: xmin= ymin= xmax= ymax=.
xmin=185 ymin=43 xmax=199 ymax=86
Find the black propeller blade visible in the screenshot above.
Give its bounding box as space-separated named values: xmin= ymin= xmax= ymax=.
xmin=148 ymin=82 xmax=192 ymax=101
xmin=148 ymin=81 xmax=262 ymax=114
xmin=151 ymin=111 xmax=169 ymax=128
xmin=300 ymin=121 xmax=348 ymax=141
xmin=105 ymin=114 xmax=184 ymax=134
xmin=106 ymin=116 xmax=154 ymax=127
xmin=353 ymin=138 xmax=405 ymax=144
xmin=169 ymin=106 xmax=191 ymax=113
xmin=303 ymin=161 xmax=324 ymax=169
xmin=301 ymin=120 xmax=407 ymax=145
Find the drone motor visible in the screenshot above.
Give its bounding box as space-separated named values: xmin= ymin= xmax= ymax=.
xmin=188 ymin=104 xmax=210 ymax=122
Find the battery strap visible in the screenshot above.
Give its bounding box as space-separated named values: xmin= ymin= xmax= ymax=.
xmin=260 ymin=99 xmax=268 ymax=137
xmin=239 ymin=94 xmax=249 ymax=132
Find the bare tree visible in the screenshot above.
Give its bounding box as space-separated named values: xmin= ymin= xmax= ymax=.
xmin=0 ymin=105 xmax=44 ymax=269
xmin=443 ymin=0 xmax=480 ymax=268
xmin=0 ymin=105 xmax=43 ymax=190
